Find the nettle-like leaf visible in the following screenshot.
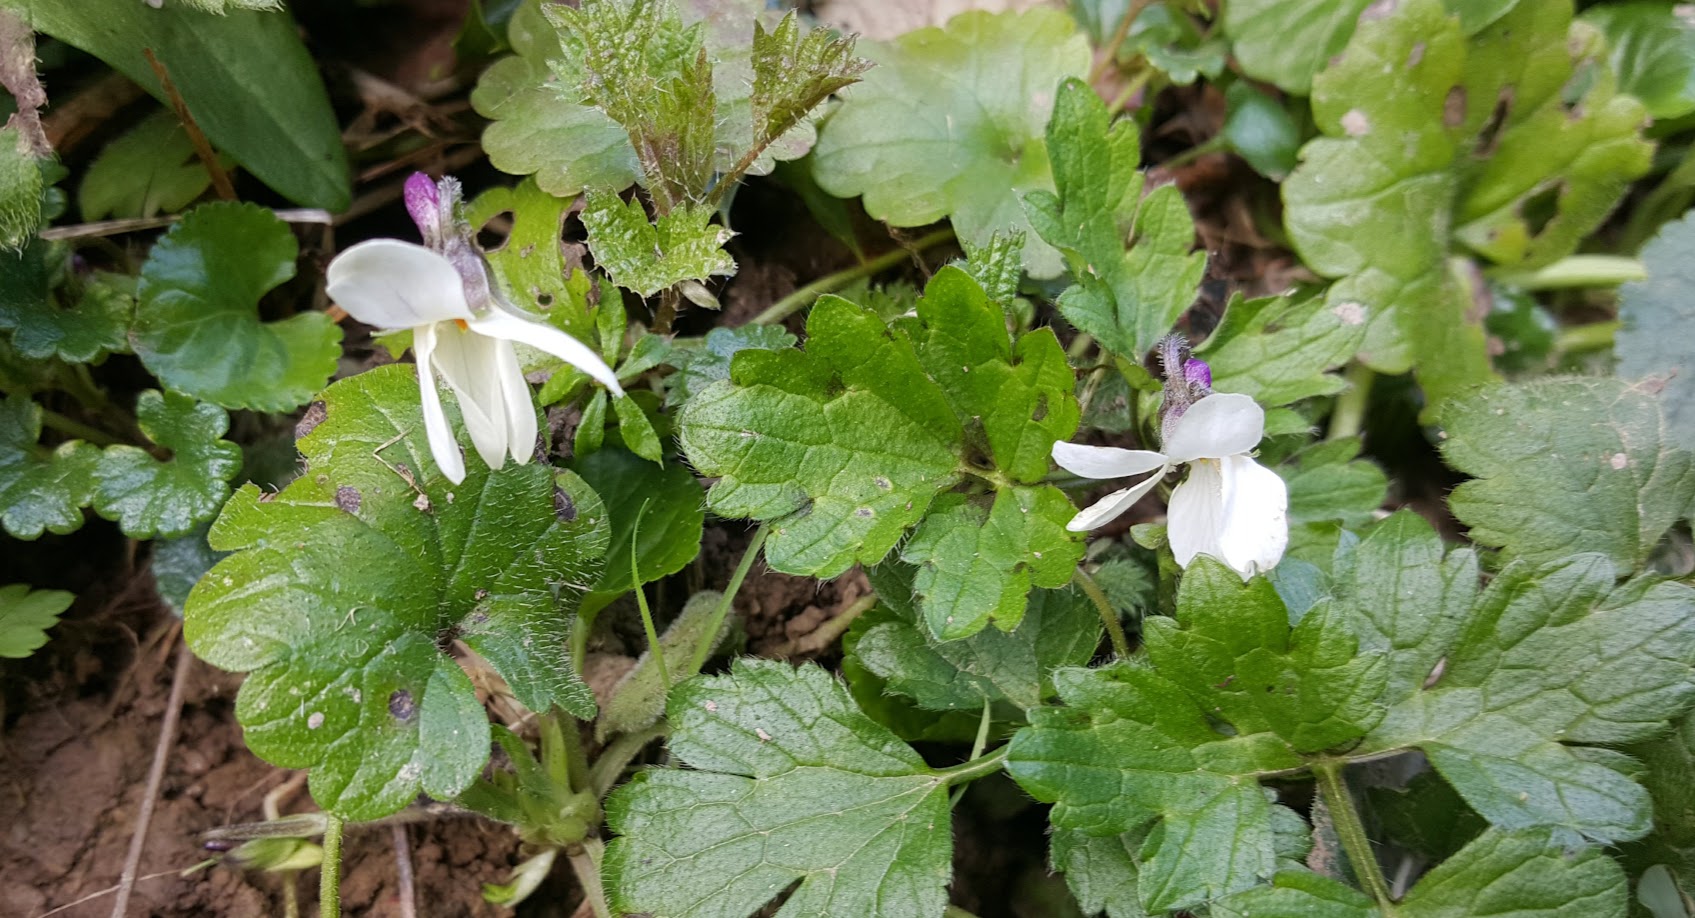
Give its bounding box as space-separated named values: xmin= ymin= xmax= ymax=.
xmin=0 ymin=584 xmax=73 ymax=659
xmin=605 ymin=660 xmax=955 ymax=918
xmin=748 ymin=12 xmax=869 ymax=156
xmin=1196 ymin=290 xmax=1366 ymax=407
xmin=1582 ymin=0 xmax=1695 ymax=121
xmin=663 ymin=324 xmax=795 ymax=408
xmin=1618 ymin=211 xmax=1695 ymax=453
xmin=133 ymin=202 xmax=340 ymax=412
xmin=1283 ymin=0 xmax=1651 ymax=413
xmin=92 ymin=390 xmax=241 ymax=539
xmin=1440 ymin=377 xmax=1695 ymax=571
xmin=0 ymin=126 xmax=44 ymax=251
xmin=580 ymin=191 xmax=734 ymax=297
xmin=0 ymin=241 xmax=132 ymax=364
xmin=184 ymin=365 xmax=607 ymax=820
xmin=812 ymin=7 xmax=1090 ymax=279
xmin=678 ymin=266 xmax=1083 ymax=638
xmin=1026 ymin=77 xmax=1206 ymax=360
xmin=0 ymin=394 xmax=99 ymax=539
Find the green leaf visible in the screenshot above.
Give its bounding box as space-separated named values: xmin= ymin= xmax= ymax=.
xmin=18 ymin=0 xmax=350 ymax=209
xmin=1222 ymin=82 xmax=1302 ymax=181
xmin=1284 ymin=0 xmax=1651 ymax=412
xmin=812 ymin=7 xmax=1090 ymax=279
xmin=134 ymin=202 xmax=341 ymax=412
xmin=595 ymin=589 xmax=726 ymax=741
xmin=1222 ymin=0 xmax=1375 ymax=95
xmin=568 ymin=447 xmax=704 ymax=601
xmin=1371 ymin=770 xmax=1486 ymax=863
xmin=610 ymin=393 xmax=662 ymax=463
xmin=604 ymin=659 xmax=954 ymax=918
xmin=1624 ymin=714 xmax=1695 ymax=895
xmin=150 ymin=523 xmax=227 ymax=618
xmin=1278 ymin=438 xmax=1387 ymax=528
xmin=1026 ymin=78 xmax=1206 ymax=359
xmin=92 ymin=390 xmax=241 ymax=539
xmin=1050 ymin=826 xmax=1149 ymax=918
xmin=0 ymin=583 xmax=72 ymax=659
xmin=78 ymin=109 xmax=219 ymax=220
xmin=467 ymin=179 xmax=597 ymax=345
xmin=855 ymin=583 xmax=1101 ymax=711
xmin=581 ymin=192 xmax=734 ymax=297
xmin=173 ymin=0 xmax=284 ymax=12
xmin=184 ymin=365 xmax=608 ymax=820
xmin=663 ymin=324 xmax=795 ymax=408
xmin=1196 ymin=291 xmax=1365 ymax=407
xmin=1582 ymin=1 xmax=1695 ymax=120
xmin=0 ymin=241 xmax=132 ymax=363
xmin=1440 ymin=377 xmax=1695 ymax=571
xmin=1618 ymin=210 xmax=1695 ymax=453
xmin=0 ymin=393 xmax=99 ymax=539
xmin=749 ymin=11 xmax=870 ymax=159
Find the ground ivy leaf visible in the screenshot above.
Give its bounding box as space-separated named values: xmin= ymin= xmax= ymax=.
xmin=1440 ymin=377 xmax=1695 ymax=570
xmin=0 ymin=583 xmax=73 ymax=659
xmin=0 ymin=241 xmax=132 ymax=364
xmin=1618 ymin=210 xmax=1695 ymax=452
xmin=184 ymin=365 xmax=607 ymax=820
xmin=568 ymin=447 xmax=704 ymax=605
xmin=663 ymin=324 xmax=796 ymax=408
xmin=1278 ymin=438 xmax=1387 ymax=528
xmin=133 ymin=202 xmax=340 ymax=412
xmin=812 ymin=7 xmax=1090 ymax=279
xmin=1051 ymin=825 xmax=1149 ymax=918
xmin=1027 ymin=78 xmax=1205 ymax=360
xmin=1196 ymin=290 xmax=1365 ymax=407
xmin=0 ymin=394 xmax=99 ymax=539
xmin=856 ymin=584 xmax=1100 ymax=711
xmin=604 ymin=659 xmax=953 ymax=918
xmin=92 ymin=390 xmax=241 ymax=539
xmin=581 ymin=192 xmax=734 ymax=297
xmin=1583 ymin=1 xmax=1695 ymax=120
xmin=151 ymin=523 xmax=227 ymax=618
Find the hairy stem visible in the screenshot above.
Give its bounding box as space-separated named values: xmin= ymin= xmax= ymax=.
xmin=751 ymin=229 xmax=955 ymax=325
xmin=1074 ymin=567 xmax=1132 ymax=659
xmin=568 ymin=839 xmax=613 ymax=918
xmin=319 ymin=812 xmax=344 ymax=918
xmin=935 ymin=745 xmax=1009 ymax=787
xmin=952 ymin=698 xmax=995 ymax=807
xmin=1314 ymin=761 xmax=1396 ymax=912
xmin=687 ymin=523 xmax=770 ymax=676
xmin=590 ymin=722 xmax=670 ymax=799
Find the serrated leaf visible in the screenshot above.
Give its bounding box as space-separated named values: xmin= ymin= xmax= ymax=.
xmin=1026 ymin=78 xmax=1205 ymax=359
xmin=0 ymin=241 xmax=132 ymax=363
xmin=1618 ymin=211 xmax=1695 ymax=453
xmin=1284 ymin=0 xmax=1650 ymax=413
xmin=581 ymin=192 xmax=734 ymax=297
xmin=1196 ymin=291 xmax=1366 ymax=407
xmin=1441 ymin=377 xmax=1695 ymax=570
xmin=841 ymin=599 xmax=987 ymax=744
xmin=133 ymin=202 xmax=340 ymax=412
xmin=961 ymin=229 xmax=1026 ymax=310
xmin=92 ymin=390 xmax=241 ymax=539
xmin=855 ymin=584 xmax=1100 ymax=711
xmin=0 ymin=393 xmax=99 ymax=539
xmin=569 ymin=447 xmax=704 ymax=605
xmin=184 ymin=365 xmax=608 ymax=820
xmin=749 ymin=11 xmax=869 ymax=156
xmin=1278 ymin=437 xmax=1387 ymax=528
xmin=1583 ymin=1 xmax=1695 ymax=120
xmin=604 ymin=659 xmax=954 ymax=918
xmin=78 ymin=109 xmax=219 ymax=221
xmin=812 ymin=7 xmax=1090 ymax=279
xmin=1051 ymin=825 xmax=1149 ymax=918
xmin=0 ymin=583 xmax=72 ymax=659
xmin=595 ymin=589 xmax=725 ymax=741
xmin=467 ymin=179 xmax=596 ymax=346
xmin=663 ymin=324 xmax=795 ymax=408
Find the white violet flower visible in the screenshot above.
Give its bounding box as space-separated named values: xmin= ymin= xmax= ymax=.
xmin=326 ymin=172 xmax=622 ymax=485
xmin=1052 ymin=346 xmax=1287 ymax=578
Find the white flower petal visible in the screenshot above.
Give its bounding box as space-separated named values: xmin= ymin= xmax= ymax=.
xmin=413 ymin=323 xmax=465 ymax=484
xmin=1162 ymin=393 xmax=1266 ymax=462
xmin=430 ymin=322 xmax=509 ymax=472
xmin=1065 ymin=471 xmax=1166 ymax=531
xmin=468 ymin=309 xmax=625 ymax=396
xmin=1168 ymin=454 xmax=1288 ymax=578
xmin=1052 ymin=441 xmax=1169 ymax=480
xmin=325 ymin=240 xmax=474 ymax=329
xmin=493 ymin=338 xmax=537 ymax=464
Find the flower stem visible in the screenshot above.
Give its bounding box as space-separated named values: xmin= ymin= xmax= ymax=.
xmin=935 ymin=744 xmax=1008 ymax=787
xmin=568 ymin=838 xmax=613 ymax=918
xmin=751 ymin=229 xmax=955 ymax=325
xmin=1074 ymin=566 xmax=1132 ymax=659
xmin=1313 ymin=760 xmax=1396 ymax=912
xmin=37 ymin=407 xmax=122 ymax=447
xmin=1490 ymin=255 xmax=1646 ymax=290
xmin=1327 ymin=362 xmax=1375 ymax=442
xmin=318 ymin=812 xmax=344 ymax=918
xmin=951 ymin=698 xmax=995 ymax=806
xmin=686 ymin=523 xmax=769 ymax=677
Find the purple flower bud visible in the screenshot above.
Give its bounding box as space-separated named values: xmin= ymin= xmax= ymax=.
xmin=403 ymin=172 xmax=441 ymax=243
xmin=1183 ymin=358 xmax=1212 ymax=391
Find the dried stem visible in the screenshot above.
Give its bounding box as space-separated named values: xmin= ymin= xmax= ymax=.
xmin=142 ymin=48 xmax=236 ymax=201
xmin=110 ymin=639 xmax=195 ymax=918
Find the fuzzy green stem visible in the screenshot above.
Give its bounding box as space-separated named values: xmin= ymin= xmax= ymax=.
xmin=1314 ymin=761 xmax=1395 ymax=912
xmin=751 ymin=229 xmax=955 ymax=325
xmin=935 ymin=745 xmax=1009 ymax=787
xmin=590 ymin=722 xmax=670 ymax=799
xmin=1490 ymin=255 xmax=1646 ymax=290
xmin=318 ymin=812 xmax=343 ymax=918
xmin=37 ymin=408 xmax=122 ymax=447
xmin=1327 ymin=363 xmax=1375 ymax=442
xmin=1555 ymin=319 xmax=1620 ymax=355
xmin=952 ymin=698 xmax=996 ymax=806
xmin=556 ymin=711 xmax=593 ymax=797
xmin=568 ymin=839 xmax=613 ymax=918
xmin=686 ymin=523 xmax=770 ymax=677
xmin=1074 ymin=567 xmax=1132 ymax=659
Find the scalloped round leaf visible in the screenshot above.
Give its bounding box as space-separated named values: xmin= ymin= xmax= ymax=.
xmin=93 ymin=390 xmax=241 ymax=539
xmin=0 ymin=242 xmax=132 ymax=364
xmin=134 ymin=202 xmax=340 ymax=412
xmin=0 ymin=394 xmax=99 ymax=540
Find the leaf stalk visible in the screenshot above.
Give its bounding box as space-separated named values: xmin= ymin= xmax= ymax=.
xmin=1313 ymin=760 xmax=1396 ymax=913
xmin=751 ymin=228 xmax=955 ymax=325
xmin=1074 ymin=566 xmax=1132 ymax=659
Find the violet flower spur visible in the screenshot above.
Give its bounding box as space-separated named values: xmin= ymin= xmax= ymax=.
xmin=325 ymin=173 xmax=622 ymax=484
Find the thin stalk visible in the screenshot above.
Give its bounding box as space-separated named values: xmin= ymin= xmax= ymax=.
xmin=935 ymin=745 xmax=1008 ymax=787
xmin=40 ymin=408 xmax=124 ymax=447
xmin=142 ymin=49 xmax=236 ymax=201
xmin=631 ymin=501 xmax=670 ymax=691
xmin=569 ymin=839 xmax=613 ymax=918
xmin=391 ymin=825 xmax=417 ymax=918
xmin=1161 ymin=135 xmax=1228 ymax=170
xmin=951 ymin=698 xmax=995 ymax=807
xmin=589 ymin=722 xmax=670 ymax=799
xmin=556 ymin=712 xmax=592 ymax=797
xmin=1074 ymin=567 xmax=1132 ymax=659
xmin=1066 ymin=332 xmax=1096 ymax=361
xmin=1490 ymin=255 xmax=1646 ymax=290
xmin=1555 ymin=319 xmax=1620 ymax=355
xmin=1107 ymin=67 xmax=1155 ymax=116
xmin=1088 ymin=0 xmax=1155 ymax=83
xmin=751 ymin=229 xmax=955 ymax=325
xmin=111 ymin=639 xmax=194 ymax=918
xmin=686 ymin=523 xmax=769 ymax=677
xmin=318 ymin=812 xmax=344 ymax=918
xmin=1327 ymin=362 xmax=1375 ymax=442
xmin=1314 ymin=761 xmax=1395 ymax=912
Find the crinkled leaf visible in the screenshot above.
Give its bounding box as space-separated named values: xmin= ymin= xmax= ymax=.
xmin=1197 ymin=291 xmax=1366 ymax=407
xmin=0 ymin=583 xmax=72 ymax=659
xmin=812 ymin=7 xmax=1090 ymax=279
xmin=0 ymin=393 xmax=99 ymax=539
xmin=0 ymin=241 xmax=131 ymax=363
xmin=1026 ymin=78 xmax=1205 ymax=359
xmin=1050 ymin=825 xmax=1149 ymax=918
xmin=92 ymin=389 xmax=241 ymax=539
xmin=841 ymin=600 xmax=986 ymax=744
xmin=1582 ymin=1 xmax=1695 ymax=120
xmin=595 ymin=589 xmax=726 ymax=741
xmin=569 ymin=447 xmax=704 ymax=602
xmin=1618 ymin=210 xmax=1695 ymax=453
xmin=1441 ymin=377 xmax=1695 ymax=570
xmin=134 ymin=202 xmax=340 ymax=412
xmin=1624 ymin=714 xmax=1695 ymax=895
xmin=581 ymin=192 xmax=734 ymax=297
xmin=1278 ymin=437 xmax=1387 ymax=528
xmin=748 ymin=11 xmax=870 ymax=156
xmin=183 ymin=365 xmax=608 ymax=820
xmin=961 ymin=229 xmax=1026 ymax=311
xmin=78 ymin=109 xmax=219 ymax=221
xmin=663 ymin=324 xmax=795 ymax=408
xmin=604 ymin=659 xmax=954 ymax=918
